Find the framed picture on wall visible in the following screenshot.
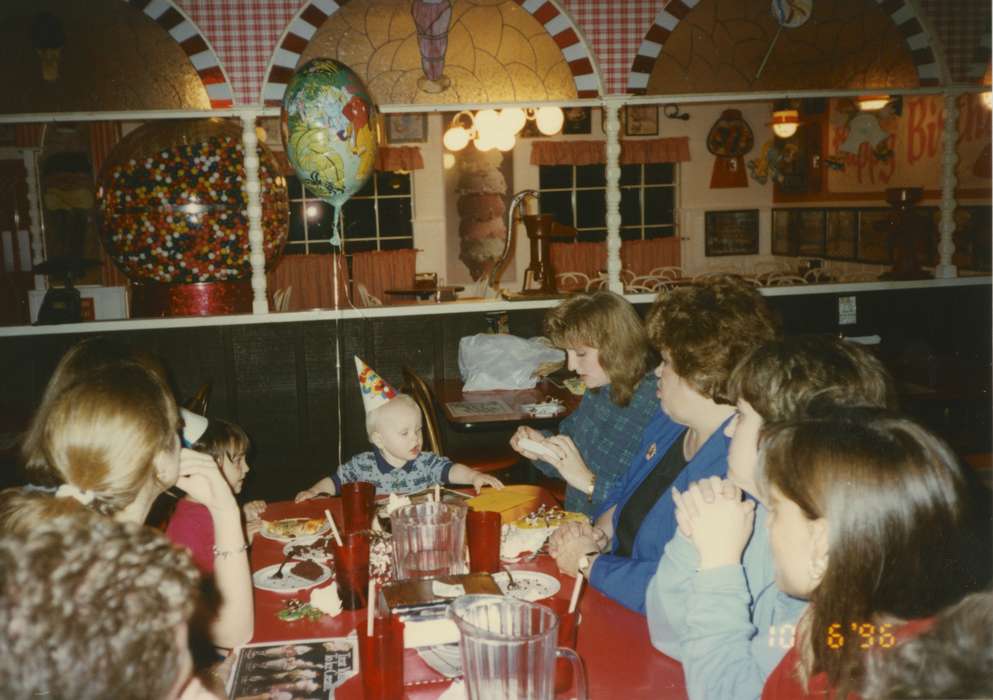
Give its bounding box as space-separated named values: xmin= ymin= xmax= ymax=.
xmin=795 ymin=209 xmax=826 ymax=257
xmin=857 ymin=209 xmax=891 ymax=263
xmin=771 ymin=209 xmax=792 ymax=255
xmin=624 ymin=106 xmax=658 ymax=136
xmin=705 ymin=209 xmax=759 ymax=256
xmin=562 ymin=107 xmax=592 ymax=134
xmin=825 ymin=209 xmax=858 ymax=259
xmin=386 ymin=113 xmax=427 ymax=144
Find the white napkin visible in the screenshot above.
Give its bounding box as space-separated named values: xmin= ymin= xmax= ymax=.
xmin=438 ymin=679 xmax=467 ymax=700
xmin=431 ymin=581 xmax=466 ymax=598
xmin=309 ymin=582 xmax=343 ymax=616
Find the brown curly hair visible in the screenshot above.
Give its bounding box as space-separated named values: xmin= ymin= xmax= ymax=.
xmin=644 ymin=276 xmax=779 ymax=404
xmin=544 ymin=291 xmax=650 ymax=406
xmin=0 ymin=511 xmax=200 ymax=700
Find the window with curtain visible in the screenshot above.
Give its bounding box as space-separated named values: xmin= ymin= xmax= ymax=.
xmin=285 ymin=170 xmax=414 ymax=255
xmin=537 ymin=163 xmax=678 ymax=242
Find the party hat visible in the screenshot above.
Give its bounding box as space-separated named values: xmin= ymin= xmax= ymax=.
xmin=355 ymin=356 xmax=397 ymax=413
xmin=180 ymin=407 xmax=209 ymax=446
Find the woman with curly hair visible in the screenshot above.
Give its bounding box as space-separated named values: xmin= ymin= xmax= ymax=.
xmin=549 ymin=277 xmax=779 ymax=613
xmin=0 ymin=511 xmax=218 ymax=700
xmin=510 ymin=290 xmax=660 ymax=515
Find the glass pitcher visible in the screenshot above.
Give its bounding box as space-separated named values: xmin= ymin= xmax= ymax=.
xmin=390 ymin=501 xmax=467 ymax=579
xmin=449 ymin=594 xmax=588 ymax=700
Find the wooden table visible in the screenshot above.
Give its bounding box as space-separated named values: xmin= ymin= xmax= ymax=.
xmin=247 ymin=496 xmax=687 ymax=699
xmin=434 ymin=378 xmax=582 ymax=430
xmin=384 ymin=286 xmax=465 ymax=301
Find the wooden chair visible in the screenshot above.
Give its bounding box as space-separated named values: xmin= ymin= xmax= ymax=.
xmin=401 ymin=366 xmax=522 ymax=476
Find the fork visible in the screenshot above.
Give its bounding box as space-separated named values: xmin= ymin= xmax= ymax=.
xmin=271 ymin=553 xmax=293 ymax=579
xmin=502 ymin=567 xmax=520 ymax=591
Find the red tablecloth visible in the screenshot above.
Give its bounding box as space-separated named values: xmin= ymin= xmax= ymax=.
xmin=248 ymin=498 xmax=687 ymax=699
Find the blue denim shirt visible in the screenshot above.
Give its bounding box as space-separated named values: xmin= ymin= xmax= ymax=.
xmin=332 ymin=448 xmax=454 ymax=495
xmin=531 ymin=373 xmax=660 ymax=516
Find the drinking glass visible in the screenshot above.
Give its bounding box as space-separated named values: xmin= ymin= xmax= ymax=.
xmin=330 ymin=531 xmax=370 ymax=610
xmin=358 ymin=616 xmax=405 ymax=700
xmin=341 ymin=481 xmax=376 ymax=533
xmin=390 ymin=501 xmax=467 ymax=579
xmin=449 ymin=594 xmax=587 ymax=700
xmin=539 ymin=597 xmax=580 ymax=693
xmin=466 ymin=509 xmax=502 ymax=574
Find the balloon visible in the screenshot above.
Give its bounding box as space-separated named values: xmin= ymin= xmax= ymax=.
xmin=281 ymin=59 xmax=378 ymax=244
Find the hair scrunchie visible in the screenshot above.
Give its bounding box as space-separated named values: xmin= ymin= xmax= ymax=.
xmin=55 ymin=483 xmax=96 ymax=506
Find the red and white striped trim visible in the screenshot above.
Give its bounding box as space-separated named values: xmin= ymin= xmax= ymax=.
xmin=125 ymin=0 xmax=235 ymax=107
xmin=261 ymin=0 xmax=601 ymax=105
xmin=627 ymin=0 xmax=943 ymax=93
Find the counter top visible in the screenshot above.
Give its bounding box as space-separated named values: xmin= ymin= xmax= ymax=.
xmin=1 ymin=275 xmax=988 ymax=337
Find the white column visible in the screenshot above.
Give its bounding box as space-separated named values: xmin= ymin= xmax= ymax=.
xmin=603 ymin=97 xmax=623 ymax=293
xmin=934 ymin=92 xmax=958 ymax=279
xmin=21 ymin=148 xmax=45 ymax=290
xmin=239 ymin=110 xmax=269 ymax=313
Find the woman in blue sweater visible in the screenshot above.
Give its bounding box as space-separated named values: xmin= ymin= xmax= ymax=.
xmin=549 ymin=277 xmax=779 ymax=613
xmin=510 ymin=291 xmax=659 ymax=517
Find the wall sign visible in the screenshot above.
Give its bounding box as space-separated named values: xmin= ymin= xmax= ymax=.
xmin=705 ymin=209 xmax=759 ymax=256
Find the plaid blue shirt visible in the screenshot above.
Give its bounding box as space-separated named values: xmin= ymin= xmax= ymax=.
xmin=532 ymin=373 xmax=660 ymax=516
xmin=331 ymin=448 xmax=454 ymax=495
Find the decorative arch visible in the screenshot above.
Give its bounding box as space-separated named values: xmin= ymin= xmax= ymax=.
xmin=261 ymin=0 xmax=602 ymax=106
xmin=124 ymin=0 xmax=235 ymax=107
xmin=627 ymin=0 xmax=943 ymax=94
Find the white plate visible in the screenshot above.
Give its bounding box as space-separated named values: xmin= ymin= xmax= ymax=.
xmin=282 ymin=535 xmax=334 ymax=562
xmin=493 ymin=571 xmax=561 ymax=601
xmin=253 ymin=562 xmax=332 ymax=593
xmin=259 ymin=518 xmax=331 ymax=542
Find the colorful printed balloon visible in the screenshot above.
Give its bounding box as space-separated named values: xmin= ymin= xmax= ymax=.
xmin=97 ymin=118 xmax=288 ymax=284
xmin=281 ymin=58 xmax=378 ymax=244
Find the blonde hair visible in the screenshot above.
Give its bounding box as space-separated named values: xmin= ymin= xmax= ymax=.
xmin=2 ymin=362 xmax=179 ymax=531
xmin=544 ymin=291 xmax=650 ymax=406
xmin=0 ymin=511 xmax=200 ymax=699
xmin=365 ymin=394 xmax=419 ymax=441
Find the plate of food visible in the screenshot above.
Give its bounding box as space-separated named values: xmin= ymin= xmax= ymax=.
xmin=501 ymin=505 xmax=589 ymax=561
xmin=260 ymin=517 xmax=330 ymax=542
xmin=282 ymin=535 xmax=335 ymax=562
xmin=493 ymin=571 xmax=561 ymax=601
xmin=253 ymin=560 xmax=332 ymax=593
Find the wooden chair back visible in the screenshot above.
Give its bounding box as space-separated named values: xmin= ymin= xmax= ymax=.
xmin=401 ymin=366 xmax=444 ymax=454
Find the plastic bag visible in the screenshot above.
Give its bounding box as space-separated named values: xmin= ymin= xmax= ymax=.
xmin=458 ymin=334 xmax=565 ymax=390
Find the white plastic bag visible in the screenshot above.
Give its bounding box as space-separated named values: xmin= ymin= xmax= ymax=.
xmin=458 ymin=334 xmax=565 ymax=390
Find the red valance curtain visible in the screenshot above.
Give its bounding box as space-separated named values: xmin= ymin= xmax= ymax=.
xmin=375 ymin=146 xmax=424 ymax=172
xmin=350 ymin=248 xmax=418 ymax=304
xmin=620 ymin=238 xmax=681 ymax=275
xmin=530 ymin=137 xmax=691 ymax=166
xmin=551 ymin=238 xmax=681 ymax=290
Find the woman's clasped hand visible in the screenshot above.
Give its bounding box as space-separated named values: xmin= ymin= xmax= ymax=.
xmin=671 ymin=476 xmax=755 ymax=570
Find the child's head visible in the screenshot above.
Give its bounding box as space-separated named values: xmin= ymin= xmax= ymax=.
xmin=759 ymin=409 xmax=978 ymax=693
xmin=3 ymin=362 xmax=181 ymax=531
xmin=191 ymin=419 xmax=251 ymax=495
xmin=724 ymin=336 xmax=895 ymax=497
xmin=366 ymin=394 xmax=423 ymax=467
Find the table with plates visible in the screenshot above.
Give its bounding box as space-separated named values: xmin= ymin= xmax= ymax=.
xmin=246 ymin=495 xmax=687 ymax=699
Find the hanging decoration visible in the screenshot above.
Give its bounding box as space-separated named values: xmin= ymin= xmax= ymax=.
xmin=747 ymin=138 xmax=800 ymax=185
xmin=707 ymin=109 xmax=754 ymax=188
xmin=281 ymin=58 xmax=378 ymax=246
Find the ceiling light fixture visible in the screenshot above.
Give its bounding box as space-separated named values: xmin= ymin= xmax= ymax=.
xmin=857 ymin=95 xmax=890 ymax=111
xmin=443 ymin=106 xmax=565 ymax=152
xmin=770 ymin=109 xmax=800 ymax=139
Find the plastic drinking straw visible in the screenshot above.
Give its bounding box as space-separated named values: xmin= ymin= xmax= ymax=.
xmin=367 ymin=578 xmax=376 ymax=635
xmin=568 ymin=572 xmax=584 ymax=614
xmin=324 ymin=509 xmax=344 ymax=547
xmin=434 ymin=483 xmax=441 ymax=502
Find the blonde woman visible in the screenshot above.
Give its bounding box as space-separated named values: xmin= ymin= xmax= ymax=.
xmin=2 ymin=346 xmax=253 ymax=649
xmin=510 ymin=291 xmax=659 ymax=516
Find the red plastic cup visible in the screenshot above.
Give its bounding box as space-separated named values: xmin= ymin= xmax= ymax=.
xmin=540 ymin=597 xmax=580 ymax=693
xmin=342 ymin=481 xmax=376 ymax=534
xmin=331 ymin=531 xmax=370 ymax=610
xmin=358 ymin=616 xmax=405 ymax=700
xmin=466 ymin=509 xmax=502 ymax=574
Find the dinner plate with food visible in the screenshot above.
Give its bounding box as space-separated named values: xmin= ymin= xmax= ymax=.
xmin=253 ymin=560 xmax=332 ymax=593
xmin=501 ymin=505 xmax=589 ymax=562
xmin=260 ymin=517 xmax=331 ymax=542
xmin=493 ymin=571 xmax=561 ymax=601
xmin=282 ymin=535 xmax=335 ymax=562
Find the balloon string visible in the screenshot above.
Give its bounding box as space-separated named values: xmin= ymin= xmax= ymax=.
xmin=330 ymin=203 xmax=342 ymax=247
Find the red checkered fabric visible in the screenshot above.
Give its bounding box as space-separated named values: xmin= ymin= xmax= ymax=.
xmin=564 ymin=0 xmax=663 ymax=95
xmin=178 ymin=0 xmax=301 ymax=105
xmin=919 ymin=0 xmax=991 ymax=83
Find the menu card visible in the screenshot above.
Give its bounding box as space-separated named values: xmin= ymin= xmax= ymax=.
xmin=226 ymin=636 xmax=357 ymax=700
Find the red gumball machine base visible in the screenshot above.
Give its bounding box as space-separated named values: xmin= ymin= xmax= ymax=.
xmin=131 ymin=280 xmax=253 ymax=318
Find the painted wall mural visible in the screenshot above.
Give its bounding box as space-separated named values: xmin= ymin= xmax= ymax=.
xmin=297 ymin=0 xmax=578 ymax=105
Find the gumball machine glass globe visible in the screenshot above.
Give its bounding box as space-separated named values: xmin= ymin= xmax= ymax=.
xmin=96 ymin=118 xmax=289 ymax=315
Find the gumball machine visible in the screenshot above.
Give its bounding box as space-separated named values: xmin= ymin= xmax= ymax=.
xmin=96 ymin=118 xmax=289 ymax=317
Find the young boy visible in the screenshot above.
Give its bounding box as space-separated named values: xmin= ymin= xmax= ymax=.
xmin=295 ymin=358 xmax=503 ymax=500
xmin=644 ymin=336 xmax=894 ymax=700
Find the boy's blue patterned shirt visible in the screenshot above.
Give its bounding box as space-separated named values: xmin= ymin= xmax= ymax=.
xmin=532 ymin=373 xmax=660 ymax=516
xmin=331 ymin=448 xmax=454 ymax=494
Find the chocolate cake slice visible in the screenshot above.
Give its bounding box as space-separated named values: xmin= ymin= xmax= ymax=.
xmin=290 ymin=560 xmax=324 ymax=581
